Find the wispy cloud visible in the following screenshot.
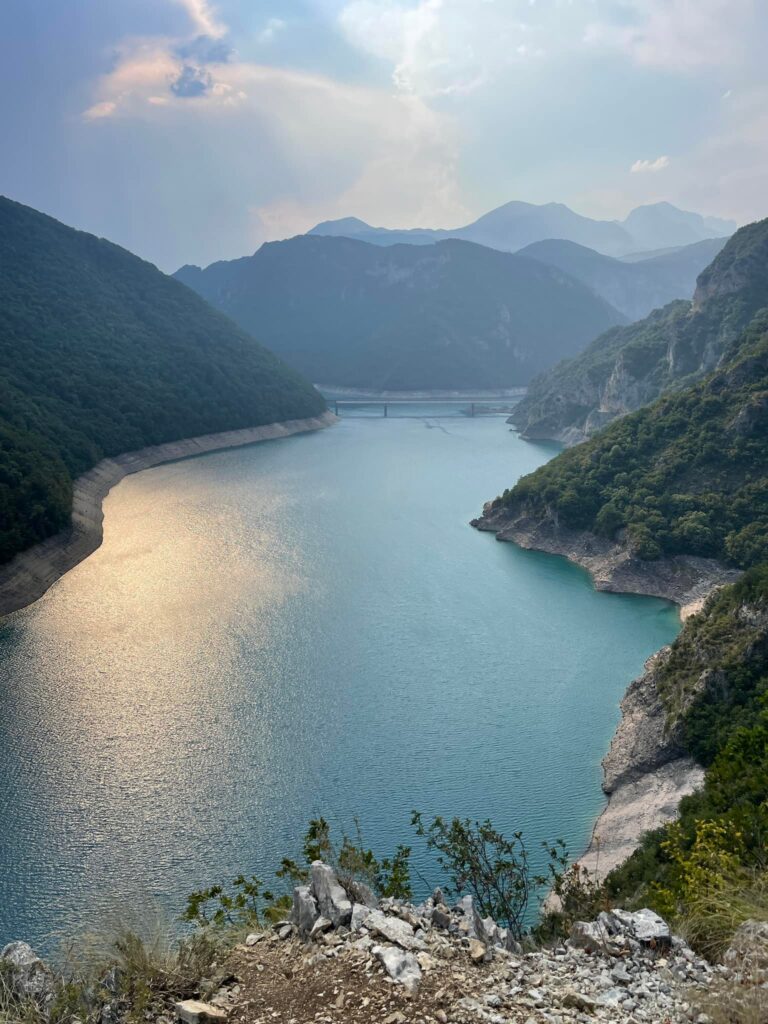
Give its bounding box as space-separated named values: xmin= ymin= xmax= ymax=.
xmin=630 ymin=155 xmax=670 ymax=174
xmin=174 ymin=0 xmax=226 ymax=40
xmin=585 ymin=0 xmax=754 ymax=70
xmin=339 ymin=0 xmax=757 ymax=99
xmin=258 ymin=18 xmax=286 ymax=45
xmin=83 ymin=100 xmax=118 ymax=120
xmin=79 ymin=0 xmax=469 ymax=254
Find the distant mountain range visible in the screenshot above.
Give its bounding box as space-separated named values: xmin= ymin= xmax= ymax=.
xmin=511 ymin=218 xmax=768 ymax=445
xmin=0 ymin=197 xmax=324 ymax=565
xmin=519 ymin=237 xmax=727 ymax=321
xmin=174 ymin=235 xmax=624 ymax=391
xmin=308 ymin=201 xmax=736 ymax=258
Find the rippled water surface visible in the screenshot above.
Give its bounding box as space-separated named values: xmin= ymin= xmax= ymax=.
xmin=0 ymin=414 xmax=679 ymax=947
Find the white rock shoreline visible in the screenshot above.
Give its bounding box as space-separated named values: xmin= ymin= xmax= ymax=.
xmin=471 ymin=506 xmax=741 ymax=878
xmin=0 ymin=411 xmax=337 ymax=618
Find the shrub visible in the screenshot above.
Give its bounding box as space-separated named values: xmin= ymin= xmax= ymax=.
xmin=411 ymin=813 xmax=568 ymax=939
xmin=184 ymin=817 xmax=413 ymax=935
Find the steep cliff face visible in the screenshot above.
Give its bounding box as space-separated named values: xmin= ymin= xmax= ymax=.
xmin=512 ymin=219 xmax=768 ymax=445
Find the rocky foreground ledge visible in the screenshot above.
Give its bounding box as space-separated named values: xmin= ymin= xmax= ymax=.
xmin=5 ymin=861 xmax=765 ymax=1024
xmin=0 ymin=411 xmax=337 ymax=618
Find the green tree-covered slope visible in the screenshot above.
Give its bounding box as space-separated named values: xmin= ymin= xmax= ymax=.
xmin=490 ymin=309 xmax=768 ymax=568
xmin=607 ymin=568 xmax=768 ymax=942
xmin=0 ymin=197 xmax=325 ymax=564
xmin=512 ymin=219 xmax=768 ymax=444
xmin=175 ymin=235 xmax=625 ymax=390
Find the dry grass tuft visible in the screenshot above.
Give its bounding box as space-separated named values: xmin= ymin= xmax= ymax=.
xmin=673 ymin=870 xmax=768 ymax=962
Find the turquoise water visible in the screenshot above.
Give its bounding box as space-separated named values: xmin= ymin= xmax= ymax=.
xmin=0 ymin=415 xmax=679 ymax=948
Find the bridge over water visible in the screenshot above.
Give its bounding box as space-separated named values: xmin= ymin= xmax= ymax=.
xmin=331 ymin=393 xmax=525 ymax=418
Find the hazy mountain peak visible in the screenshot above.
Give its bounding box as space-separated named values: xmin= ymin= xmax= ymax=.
xmin=306 ymin=199 xmax=733 ymax=258
xmin=308 ymin=216 xmax=374 ymax=236
xmin=622 ymin=203 xmax=736 ymax=249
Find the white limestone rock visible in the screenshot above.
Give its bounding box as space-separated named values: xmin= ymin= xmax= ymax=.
xmin=291 ymin=884 xmax=320 ymax=936
xmin=309 ymin=861 xmax=352 ymax=927
xmin=372 ymin=944 xmax=422 ymax=993
xmin=0 ymin=942 xmax=54 ymax=1003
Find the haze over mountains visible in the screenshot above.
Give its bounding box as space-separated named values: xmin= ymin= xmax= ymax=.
xmin=520 ymin=237 xmax=727 ymax=321
xmin=308 ymin=200 xmax=736 ymax=258
xmin=175 ymin=198 xmax=731 ymax=391
xmin=175 ymin=235 xmax=624 ymax=391
xmin=512 ymin=219 xmax=768 ymax=445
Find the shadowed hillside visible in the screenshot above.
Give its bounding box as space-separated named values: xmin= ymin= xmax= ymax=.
xmin=175 ymin=235 xmax=625 ymax=390
xmin=0 ymin=197 xmax=325 ymax=564
xmin=518 ymin=237 xmax=727 ymax=321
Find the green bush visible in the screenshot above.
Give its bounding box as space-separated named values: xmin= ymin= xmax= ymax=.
xmin=605 ymin=568 xmax=768 ymax=951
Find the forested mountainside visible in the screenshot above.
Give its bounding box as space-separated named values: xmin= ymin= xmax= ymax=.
xmin=518 ymin=237 xmax=726 ymax=321
xmin=512 ymin=219 xmax=768 ymax=444
xmin=0 ymin=197 xmax=325 ymax=565
xmin=476 ymin=235 xmax=768 ymax=932
xmin=308 ymin=200 xmax=734 ymax=257
xmin=607 ymin=567 xmax=768 ymax=941
xmin=489 ymin=309 xmax=768 ymax=567
xmin=174 ymin=235 xmax=624 ymax=390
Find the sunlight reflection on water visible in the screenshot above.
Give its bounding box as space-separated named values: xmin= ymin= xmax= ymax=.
xmin=0 ymin=417 xmax=680 ymax=948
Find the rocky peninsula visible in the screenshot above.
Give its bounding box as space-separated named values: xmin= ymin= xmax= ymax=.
xmin=0 ymin=411 xmax=337 ymax=618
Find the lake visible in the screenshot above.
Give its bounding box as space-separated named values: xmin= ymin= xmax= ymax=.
xmin=0 ymin=412 xmax=680 ymax=948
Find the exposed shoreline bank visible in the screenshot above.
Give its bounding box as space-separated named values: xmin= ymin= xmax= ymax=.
xmin=0 ymin=411 xmax=337 ymax=619
xmin=471 ymin=505 xmax=740 ymax=877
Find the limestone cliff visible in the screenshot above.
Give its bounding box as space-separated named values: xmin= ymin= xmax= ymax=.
xmin=511 ymin=218 xmax=768 ymax=445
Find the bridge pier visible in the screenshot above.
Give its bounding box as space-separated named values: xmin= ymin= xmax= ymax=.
xmin=384 ymin=403 xmax=388 ymax=418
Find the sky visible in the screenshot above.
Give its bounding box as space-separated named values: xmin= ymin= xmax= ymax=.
xmin=2 ymin=0 xmax=767 ymax=271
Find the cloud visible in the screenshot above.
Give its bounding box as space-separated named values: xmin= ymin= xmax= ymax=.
xmin=338 ymin=0 xmax=758 ymax=98
xmin=258 ymin=18 xmax=286 ymax=45
xmin=171 ymin=64 xmax=213 ymax=97
xmin=585 ymin=0 xmax=754 ymax=70
xmin=630 ymin=155 xmax=670 ymax=174
xmin=173 ymin=0 xmax=225 ymax=39
xmin=83 ymin=100 xmax=118 ymax=120
xmin=576 ymin=85 xmax=768 ymax=228
xmin=339 ymin=0 xmax=535 ymax=97
xmin=79 ymin=3 xmax=469 ymax=263
xmin=175 ymin=34 xmax=233 ymax=63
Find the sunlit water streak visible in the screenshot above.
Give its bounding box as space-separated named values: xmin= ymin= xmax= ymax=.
xmin=0 ymin=415 xmax=679 ymax=948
